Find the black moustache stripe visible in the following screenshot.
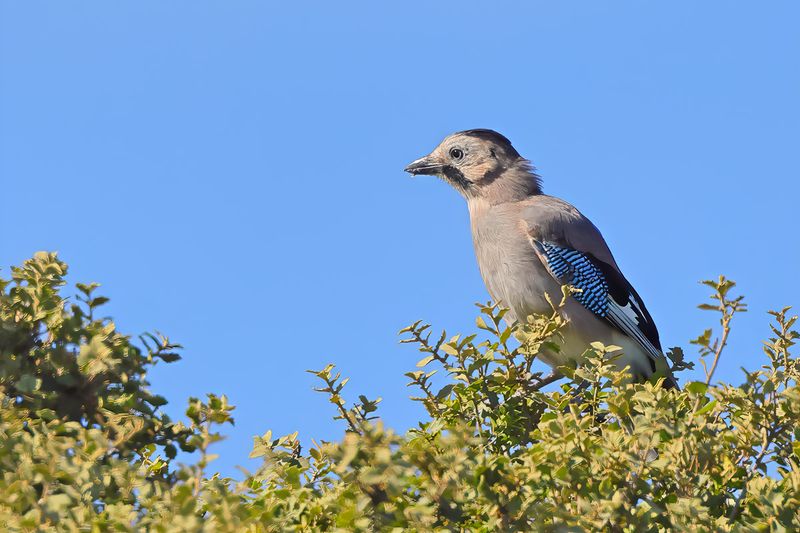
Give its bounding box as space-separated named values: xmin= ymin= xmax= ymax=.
xmin=442 ymin=165 xmax=472 ymax=191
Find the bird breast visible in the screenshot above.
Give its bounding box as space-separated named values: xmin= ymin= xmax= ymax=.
xmin=469 ymin=204 xmax=558 ymax=323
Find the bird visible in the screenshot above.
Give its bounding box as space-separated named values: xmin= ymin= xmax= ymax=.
xmin=404 ymin=129 xmax=678 ymax=388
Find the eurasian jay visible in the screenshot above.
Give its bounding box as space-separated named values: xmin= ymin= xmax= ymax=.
xmin=405 ymin=129 xmax=677 ymax=388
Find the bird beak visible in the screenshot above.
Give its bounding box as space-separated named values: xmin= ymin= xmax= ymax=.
xmin=404 ymin=155 xmax=443 ymax=176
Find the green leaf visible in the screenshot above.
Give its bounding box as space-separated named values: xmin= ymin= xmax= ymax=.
xmin=15 ymin=374 xmax=40 ymax=393
xmin=436 ymin=384 xmax=454 ymax=399
xmin=686 ymin=381 xmax=709 ymax=395
xmin=44 ymin=493 xmax=72 ymax=514
xmin=441 ymin=344 xmax=459 ymax=356
xmin=695 ymin=399 xmax=718 ymax=416
xmin=89 ymin=296 xmax=110 ymax=308
xmin=476 ymin=316 xmax=493 ymax=331
xmin=416 ymin=355 xmax=436 ymax=367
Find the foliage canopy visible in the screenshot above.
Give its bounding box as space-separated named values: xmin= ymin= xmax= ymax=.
xmin=1 ymin=252 xmax=799 ymax=531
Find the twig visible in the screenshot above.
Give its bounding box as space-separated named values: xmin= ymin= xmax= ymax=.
xmin=705 ymin=314 xmax=732 ymax=386
xmin=532 ymin=371 xmax=563 ymax=391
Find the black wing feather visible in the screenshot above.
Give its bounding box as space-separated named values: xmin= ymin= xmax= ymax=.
xmin=590 ymin=258 xmax=662 ymax=352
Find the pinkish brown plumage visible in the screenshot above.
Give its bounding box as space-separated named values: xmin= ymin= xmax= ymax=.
xmin=405 ymin=129 xmax=677 ymax=388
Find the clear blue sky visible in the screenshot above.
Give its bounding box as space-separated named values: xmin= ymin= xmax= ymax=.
xmin=2 ymin=2 xmax=798 ymax=477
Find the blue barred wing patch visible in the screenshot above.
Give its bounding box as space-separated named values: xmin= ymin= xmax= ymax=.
xmin=532 ymin=239 xmax=672 ymax=383
xmin=539 ymin=242 xmax=609 ymax=317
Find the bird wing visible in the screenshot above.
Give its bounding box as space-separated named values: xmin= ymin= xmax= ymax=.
xmin=530 ymin=239 xmax=662 ymax=367
xmin=519 ymin=196 xmax=670 ymax=382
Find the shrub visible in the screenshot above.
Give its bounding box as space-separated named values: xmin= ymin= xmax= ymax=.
xmin=0 ymin=252 xmax=798 ymax=531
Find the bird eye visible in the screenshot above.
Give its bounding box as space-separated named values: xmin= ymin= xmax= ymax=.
xmin=449 ymin=148 xmax=464 ymax=160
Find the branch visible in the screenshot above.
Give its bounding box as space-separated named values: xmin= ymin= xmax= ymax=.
xmin=705 ymin=314 xmax=732 ymax=386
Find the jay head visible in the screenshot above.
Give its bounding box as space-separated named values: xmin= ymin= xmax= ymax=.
xmin=403 ymin=129 xmax=542 ymax=204
xmin=404 ymin=128 xmax=679 ymax=388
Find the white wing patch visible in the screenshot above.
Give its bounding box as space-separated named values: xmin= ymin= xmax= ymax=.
xmin=607 ymin=302 xmax=662 ymax=363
